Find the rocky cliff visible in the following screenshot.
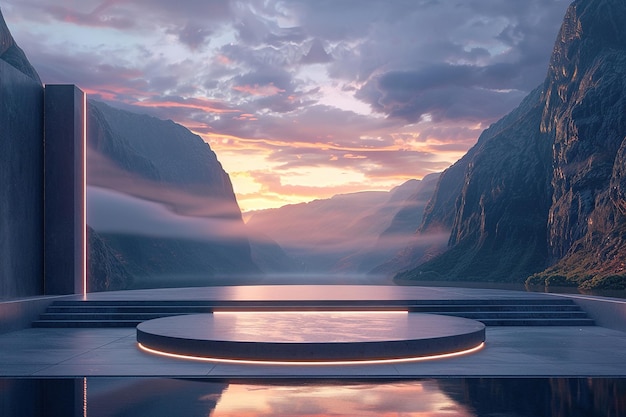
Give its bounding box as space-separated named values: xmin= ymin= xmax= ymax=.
xmin=87 ymin=226 xmax=133 ymax=291
xmin=88 ymin=100 xmax=241 ymax=211
xmin=87 ymin=100 xmax=260 ymax=286
xmin=0 ymin=8 xmax=40 ymax=84
xmin=529 ymin=0 xmax=626 ymax=289
xmin=397 ymin=0 xmax=626 ymax=289
xmin=397 ymin=87 xmax=553 ymax=282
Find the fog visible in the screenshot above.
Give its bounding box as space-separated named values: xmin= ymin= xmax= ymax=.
xmin=88 ymin=186 xmax=248 ymax=242
xmin=88 ymin=148 xmax=241 ymax=219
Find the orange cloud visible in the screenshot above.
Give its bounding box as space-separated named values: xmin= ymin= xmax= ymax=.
xmin=83 ymin=85 xmax=157 ymax=102
xmin=215 ymin=54 xmax=232 ymax=65
xmin=132 ymin=97 xmax=239 ymax=114
xmin=233 ymin=113 xmax=258 ymax=121
xmin=232 ymin=83 xmax=286 ymax=96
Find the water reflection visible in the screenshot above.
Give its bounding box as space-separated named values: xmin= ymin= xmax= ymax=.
xmin=1 ymin=378 xmax=625 ymax=417
xmin=213 ymin=381 xmax=467 ymax=417
xmin=211 ymin=311 xmax=410 ymax=342
xmin=440 ymin=378 xmax=626 ymax=417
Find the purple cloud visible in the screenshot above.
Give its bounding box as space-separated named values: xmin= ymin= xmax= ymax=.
xmin=1 ymin=0 xmax=571 ymax=209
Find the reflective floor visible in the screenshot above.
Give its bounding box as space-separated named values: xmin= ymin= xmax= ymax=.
xmin=1 ymin=378 xmax=625 ymax=417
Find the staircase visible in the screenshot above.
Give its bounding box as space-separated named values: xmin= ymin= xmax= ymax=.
xmin=32 ymin=297 xmax=594 ymax=328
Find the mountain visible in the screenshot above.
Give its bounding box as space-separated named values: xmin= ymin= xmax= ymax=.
xmin=87 ymin=100 xmax=260 ymax=287
xmin=246 ymin=177 xmax=439 ymax=275
xmin=529 ymin=0 xmax=626 ymax=289
xmin=0 ymin=8 xmax=41 ymax=84
xmin=380 ymin=174 xmax=440 ymax=237
xmin=248 ymin=231 xmax=305 ymax=275
xmin=342 ymin=173 xmax=444 ymax=274
xmin=378 ymin=93 xmax=553 ymax=280
xmin=88 ymin=100 xmax=240 ymax=208
xmin=397 ymin=0 xmax=626 ymax=290
xmin=368 ymin=171 xmax=452 ymax=276
xmin=397 ymin=86 xmax=552 ymax=283
xmin=87 ymin=226 xmax=133 ymax=291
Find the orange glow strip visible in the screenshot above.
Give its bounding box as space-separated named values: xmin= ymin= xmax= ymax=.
xmin=213 ymin=311 xmax=408 ymax=315
xmin=137 ymin=342 xmax=484 ymax=366
xmin=82 ymin=91 xmax=88 ymax=299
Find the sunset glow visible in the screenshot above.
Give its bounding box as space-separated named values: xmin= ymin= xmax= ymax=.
xmin=2 ymin=0 xmax=571 ymax=211
xmin=210 ymin=381 xmax=473 ymax=417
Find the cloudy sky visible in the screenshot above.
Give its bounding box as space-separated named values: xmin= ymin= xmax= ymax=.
xmin=3 ymin=0 xmax=570 ymax=211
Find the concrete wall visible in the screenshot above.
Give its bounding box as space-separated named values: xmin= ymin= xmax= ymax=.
xmin=564 ymin=294 xmax=626 ymax=333
xmin=0 ymin=296 xmax=68 ymax=334
xmin=0 ymin=60 xmax=44 ymax=299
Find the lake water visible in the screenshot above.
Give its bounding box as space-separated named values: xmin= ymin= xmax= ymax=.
xmin=2 ymin=378 xmax=625 ymax=416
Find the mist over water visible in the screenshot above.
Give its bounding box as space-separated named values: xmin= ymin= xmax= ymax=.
xmin=251 ymin=272 xmax=393 ymax=285
xmin=128 ymin=273 xmax=392 ymax=288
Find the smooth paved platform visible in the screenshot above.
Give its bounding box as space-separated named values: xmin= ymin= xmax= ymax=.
xmin=66 ymin=285 xmax=565 ymax=302
xmin=136 ymin=312 xmax=486 ymax=361
xmin=1 ymin=286 xmax=626 ymax=378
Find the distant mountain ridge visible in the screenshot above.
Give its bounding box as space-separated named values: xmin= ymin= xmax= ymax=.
xmin=398 ymin=0 xmax=626 ymax=290
xmin=246 ymin=175 xmax=440 ymax=275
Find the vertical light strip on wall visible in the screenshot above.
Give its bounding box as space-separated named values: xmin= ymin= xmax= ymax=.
xmin=83 ymin=92 xmax=87 ymax=298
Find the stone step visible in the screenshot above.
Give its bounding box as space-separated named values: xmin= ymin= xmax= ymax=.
xmin=478 ymin=318 xmax=596 ymax=326
xmin=33 ymin=320 xmax=143 ymax=328
xmin=32 ymin=298 xmax=595 ymax=328
xmin=38 ymin=312 xmax=190 ymax=321
xmin=38 ymin=310 xmax=589 ymax=321
xmin=47 ymin=305 xmax=580 ymax=315
xmin=45 ymin=304 xmax=582 ymax=313
xmin=438 ymin=311 xmax=590 ymax=319
xmin=47 ymin=306 xmax=216 ymax=314
xmin=50 ymin=298 xmax=579 ymax=307
xmin=32 ymin=316 xmax=596 ymax=328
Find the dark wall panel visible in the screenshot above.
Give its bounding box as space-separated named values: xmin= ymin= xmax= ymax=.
xmin=44 ymin=85 xmax=85 ymax=295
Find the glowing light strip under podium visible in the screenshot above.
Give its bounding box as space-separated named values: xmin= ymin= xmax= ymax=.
xmin=138 ymin=342 xmax=485 ymax=366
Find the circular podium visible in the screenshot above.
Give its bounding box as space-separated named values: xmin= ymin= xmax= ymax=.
xmin=137 ymin=311 xmax=485 ymax=363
